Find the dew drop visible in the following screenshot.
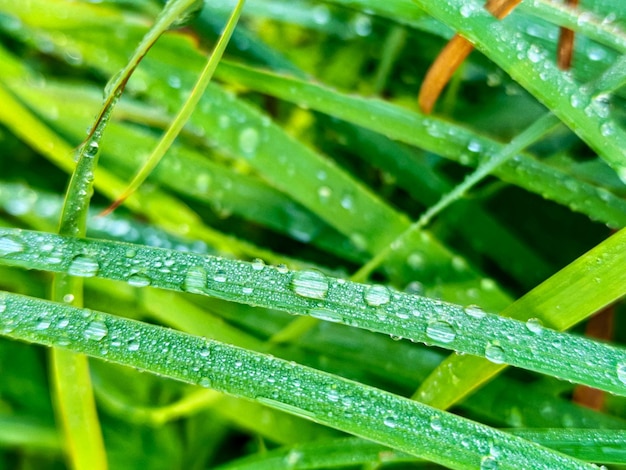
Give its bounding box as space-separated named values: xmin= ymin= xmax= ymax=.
xmin=199 ymin=377 xmax=212 ymax=388
xmin=199 ymin=345 xmax=211 ymax=357
xmin=212 ymin=270 xmax=227 ymax=283
xmin=318 ymin=186 xmax=332 ymax=203
xmin=600 ymin=122 xmax=615 ymax=137
xmin=464 ymin=305 xmax=486 ymax=319
xmin=617 ymin=363 xmax=626 ymax=385
xmin=426 ymin=320 xmax=457 ymax=343
xmin=238 ymin=127 xmax=260 ymax=156
xmin=0 ymin=235 xmax=25 ymax=256
xmin=364 ymin=285 xmax=391 ymax=306
xmin=407 ymin=252 xmax=425 ymax=270
xmin=485 ymin=343 xmax=506 ymax=364
xmin=383 ymin=415 xmax=398 ymax=428
xmin=184 ymin=266 xmax=207 ymax=294
xmin=430 ymin=416 xmax=443 ymax=431
xmin=525 ymin=318 xmax=543 ymax=334
xmin=480 ymin=456 xmax=498 ymax=470
xmin=309 ymin=308 xmax=342 ymax=322
xmin=127 ymin=339 xmax=140 ymax=352
xmin=251 ymin=258 xmax=265 ymax=271
xmin=68 ymin=255 xmax=99 ymax=277
xmin=84 ymin=321 xmax=108 ymax=341
xmin=0 ymin=296 xmax=6 ymax=313
xmin=128 ymin=273 xmax=151 ymax=288
xmin=326 ymin=388 xmax=340 ymax=402
xmin=84 ymin=140 xmax=99 ymax=158
xmin=291 ymin=270 xmax=329 ymax=299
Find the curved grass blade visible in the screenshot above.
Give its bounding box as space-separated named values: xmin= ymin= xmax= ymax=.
xmin=1 ymin=228 xmax=626 ymax=397
xmin=0 ymin=291 xmax=599 ymax=469
xmin=415 ymin=227 xmax=626 ymax=410
xmin=102 ymin=0 xmax=245 ymax=215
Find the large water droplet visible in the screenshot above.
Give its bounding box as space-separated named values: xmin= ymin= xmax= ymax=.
xmin=0 ymin=296 xmax=6 ymax=313
xmin=127 ymin=273 xmax=151 ymax=288
xmin=84 ymin=321 xmax=108 ymax=341
xmin=291 ymin=270 xmax=329 ymax=299
xmin=464 ymin=305 xmax=486 ymax=319
xmin=184 ymin=266 xmax=207 ymax=294
xmin=525 ymin=318 xmax=543 ymax=334
xmin=364 ymin=285 xmax=391 ymax=306
xmin=68 ymin=255 xmax=99 ymax=277
xmin=485 ymin=343 xmax=506 ymax=364
xmin=430 ymin=416 xmax=443 ymax=431
xmin=426 ymin=320 xmax=457 ymax=343
xmin=238 ymin=127 xmax=260 ymax=156
xmin=0 ymin=235 xmax=25 ymax=256
xmin=617 ymin=363 xmax=626 ymax=385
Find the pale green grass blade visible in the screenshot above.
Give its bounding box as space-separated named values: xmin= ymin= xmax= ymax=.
xmin=0 ymin=291 xmax=598 ymax=469
xmin=416 ymin=227 xmax=626 ymax=409
xmin=215 ymin=61 xmax=626 ymax=228
xmin=1 ymin=228 xmax=626 ymax=397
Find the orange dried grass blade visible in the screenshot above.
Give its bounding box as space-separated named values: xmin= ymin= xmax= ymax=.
xmin=418 ymin=34 xmax=475 ymax=114
xmin=557 ymin=0 xmax=579 ymax=70
xmin=417 ymin=0 xmax=522 ymax=113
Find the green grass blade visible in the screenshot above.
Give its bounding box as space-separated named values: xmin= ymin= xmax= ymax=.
xmin=415 ymin=227 xmax=626 ymax=409
xmin=105 ymin=0 xmax=245 ymax=213
xmin=0 ymin=291 xmax=598 ymax=470
xmin=215 ymin=61 xmax=626 ymax=229
xmin=1 ymin=228 xmax=626 ymax=397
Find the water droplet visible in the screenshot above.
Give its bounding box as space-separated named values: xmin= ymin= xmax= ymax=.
xmin=276 ymin=264 xmax=289 ymax=274
xmin=62 ymin=294 xmax=75 ymax=304
xmin=127 ymin=339 xmax=140 ymax=352
xmin=460 ymin=3 xmax=475 ymax=17
xmin=291 ymin=270 xmax=329 ymax=299
xmin=526 ymin=44 xmax=543 ymax=63
xmin=199 ymin=345 xmax=211 ymax=357
xmin=426 ymin=320 xmax=457 ymax=343
xmin=184 ymin=266 xmax=207 ymax=293
xmin=383 ymin=415 xmax=398 ymax=428
xmin=464 ymin=305 xmax=486 ymax=319
xmin=617 ymin=363 xmax=626 ymax=385
xmin=480 ymin=456 xmax=498 ymax=470
xmin=0 ymin=235 xmax=25 ymax=256
xmin=0 ymin=296 xmax=6 ymax=313
xmin=352 ymin=14 xmax=372 ymax=36
xmin=327 ymin=388 xmax=340 ymax=402
xmin=364 ymin=285 xmax=391 ymax=306
xmin=600 ymin=122 xmax=615 ymax=136
xmin=251 ymin=258 xmax=265 ymax=271
xmin=84 ymin=321 xmax=108 ymax=341
xmin=407 ymin=252 xmax=425 ymax=270
xmin=36 ymin=316 xmax=52 ymax=330
xmin=128 ymin=273 xmax=151 ymax=287
xmin=84 ymin=140 xmax=99 ymax=158
xmin=525 ymin=318 xmax=543 ymax=334
xmin=199 ymin=377 xmax=211 ymax=388
xmin=485 ymin=343 xmax=506 ymax=364
xmin=318 ymin=186 xmax=332 ymax=203
xmin=68 ymin=255 xmax=99 ymax=277
xmin=430 ymin=416 xmax=442 ymax=431
xmin=312 ymin=4 xmax=330 ymax=24
xmin=212 ymin=270 xmax=227 ymax=283
xmin=238 ymin=127 xmax=260 ymax=156
xmin=310 ymin=308 xmax=342 ymax=322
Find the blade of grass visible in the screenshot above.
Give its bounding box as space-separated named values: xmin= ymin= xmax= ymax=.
xmin=0 ymin=291 xmax=599 ymax=469
xmin=102 ymin=0 xmax=245 ymax=215
xmin=415 ymin=227 xmax=626 ymax=409
xmin=1 ymin=228 xmax=625 ymax=397
xmin=214 ymin=61 xmax=626 ymax=229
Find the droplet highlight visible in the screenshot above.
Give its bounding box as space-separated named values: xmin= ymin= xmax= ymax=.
xmin=68 ymin=255 xmax=99 ymax=277
xmin=426 ymin=320 xmax=457 ymax=343
xmin=364 ymin=285 xmax=391 ymax=306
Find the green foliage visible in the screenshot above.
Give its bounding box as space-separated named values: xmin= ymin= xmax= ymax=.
xmin=0 ymin=0 xmax=625 ymax=469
